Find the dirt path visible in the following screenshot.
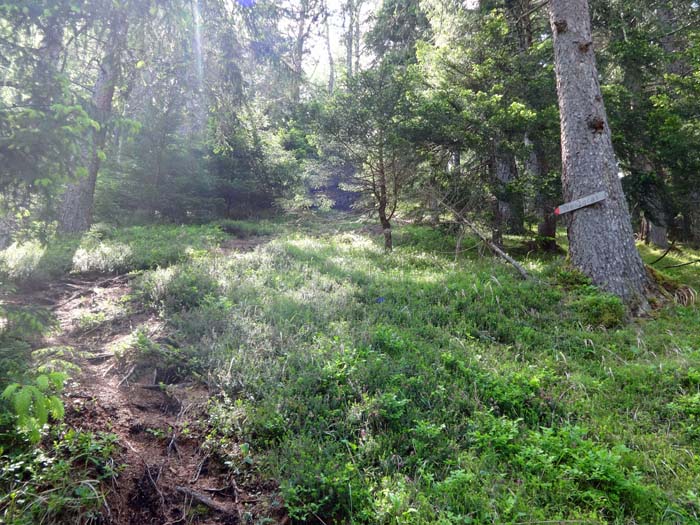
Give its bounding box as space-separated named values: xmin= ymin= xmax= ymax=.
xmin=11 ymin=237 xmax=284 ymax=524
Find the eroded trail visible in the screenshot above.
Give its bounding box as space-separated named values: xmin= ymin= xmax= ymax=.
xmin=13 ymin=255 xmax=283 ymax=524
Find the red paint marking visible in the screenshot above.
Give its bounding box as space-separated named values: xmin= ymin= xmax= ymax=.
xmin=554 ymin=207 xmax=560 ymax=216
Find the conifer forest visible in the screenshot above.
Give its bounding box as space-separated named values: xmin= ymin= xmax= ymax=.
xmin=1 ymin=1 xmax=700 ymax=523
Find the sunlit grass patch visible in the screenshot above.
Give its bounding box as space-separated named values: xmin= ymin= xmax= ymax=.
xmin=121 ymin=220 xmax=700 ymax=523
xmin=0 ymin=224 xmax=225 ymax=286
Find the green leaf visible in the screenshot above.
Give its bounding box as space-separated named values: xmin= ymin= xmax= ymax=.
xmin=14 ymin=388 xmax=32 ymax=419
xmin=48 ymin=396 xmax=65 ymax=420
xmin=136 ymin=60 xmax=146 ymax=69
xmin=32 ymin=389 xmax=48 ymax=425
xmin=1 ymin=383 xmax=19 ymax=400
xmin=48 ymin=372 xmax=67 ymax=390
xmin=35 ymin=374 xmax=49 ymax=391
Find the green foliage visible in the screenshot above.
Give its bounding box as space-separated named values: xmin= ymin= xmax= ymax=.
xmin=0 ymin=224 xmax=225 ymax=286
xmin=0 ymin=427 xmax=119 ymax=525
xmin=136 ymin=258 xmax=220 ymax=313
xmin=572 ymin=293 xmax=627 ymax=329
xmin=1 ymin=374 xmax=66 ymax=443
xmin=137 ymin=222 xmax=700 ymax=524
xmin=215 ymin=219 xmax=278 ymax=238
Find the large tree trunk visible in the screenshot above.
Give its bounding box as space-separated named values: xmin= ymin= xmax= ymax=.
xmin=58 ymin=14 xmax=127 ymax=234
xmin=687 ymin=191 xmax=700 ymax=247
xmin=549 ymin=0 xmax=651 ymax=306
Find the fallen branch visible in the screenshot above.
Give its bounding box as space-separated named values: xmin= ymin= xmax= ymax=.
xmin=662 ymin=259 xmax=700 ymax=269
xmin=51 ymin=288 xmax=92 ymax=310
xmin=86 ymin=353 xmax=112 ymax=363
xmin=175 ymin=486 xmax=234 ymax=516
xmin=117 ymin=365 xmax=136 ymax=387
xmin=649 ymin=240 xmax=676 ymax=266
xmin=437 ymin=197 xmax=530 ymax=280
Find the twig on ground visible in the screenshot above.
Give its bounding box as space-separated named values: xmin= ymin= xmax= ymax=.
xmin=662 ymin=259 xmax=700 ymax=269
xmin=175 ymin=486 xmax=234 ymax=516
xmin=190 ymin=454 xmax=209 ymax=483
xmin=117 ymin=365 xmax=136 ymax=387
xmin=649 ymin=240 xmax=676 ymax=266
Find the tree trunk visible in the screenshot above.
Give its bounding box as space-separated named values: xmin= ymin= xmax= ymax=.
xmin=525 ymin=135 xmax=559 ymax=251
xmin=687 ymin=191 xmax=700 ymax=247
xmin=353 ymin=0 xmax=362 ymax=74
xmin=377 ymin=143 xmax=392 ymax=251
xmin=58 ymin=13 xmax=127 ymax=234
xmin=290 ymin=2 xmax=308 ymax=104
xmin=648 ymin=221 xmax=669 ymax=249
xmin=344 ymin=0 xmax=354 ymax=77
xmin=549 ymin=0 xmax=651 ymax=306
xmin=323 ymin=0 xmax=335 ymax=93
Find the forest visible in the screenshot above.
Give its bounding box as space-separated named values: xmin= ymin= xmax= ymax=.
xmin=1 ymin=0 xmax=700 ymax=523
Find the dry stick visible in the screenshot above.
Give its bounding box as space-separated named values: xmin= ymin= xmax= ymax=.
xmin=437 ymin=197 xmax=531 ymax=280
xmin=123 ymin=439 xmax=167 ymax=515
xmin=662 ymin=259 xmax=700 ymax=269
xmin=51 ymin=288 xmax=92 ymax=310
xmin=117 ymin=364 xmax=136 ymax=387
xmin=649 ymin=240 xmax=676 ymax=266
xmin=175 ymin=486 xmax=234 ymax=516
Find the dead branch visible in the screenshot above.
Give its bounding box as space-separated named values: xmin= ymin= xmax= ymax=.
xmin=663 ymin=259 xmax=700 ymax=269
xmin=117 ymin=365 xmax=136 ymax=387
xmin=649 ymin=240 xmax=676 ymax=266
xmin=175 ymin=486 xmax=234 ymax=516
xmin=437 ymin=197 xmax=531 ymax=280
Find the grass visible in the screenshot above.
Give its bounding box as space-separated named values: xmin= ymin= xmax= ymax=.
xmin=126 ymin=220 xmax=700 ymax=524
xmin=0 ymin=223 xmax=226 ymax=286
xmin=1 ymin=217 xmax=698 ymax=523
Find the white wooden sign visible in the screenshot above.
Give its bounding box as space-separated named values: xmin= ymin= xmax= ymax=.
xmin=555 ymin=191 xmax=607 ymax=216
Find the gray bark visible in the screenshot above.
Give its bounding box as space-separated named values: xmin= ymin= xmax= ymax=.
xmin=648 ymin=222 xmax=669 ymax=249
xmin=57 ymin=14 xmax=127 ymax=234
xmin=687 ymin=191 xmax=700 ymax=247
xmin=526 ymin=138 xmax=558 ymax=251
xmin=344 ymin=0 xmax=354 ymax=77
xmin=323 ymin=0 xmax=335 ymax=93
xmin=353 ymin=1 xmax=361 ymax=74
xmin=377 ymin=143 xmax=392 ymax=251
xmin=549 ymin=0 xmax=651 ymax=306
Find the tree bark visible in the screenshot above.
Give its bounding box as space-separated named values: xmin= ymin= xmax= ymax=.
xmin=526 ymin=138 xmax=559 ymax=251
xmin=344 ymin=0 xmax=354 ymax=77
xmin=57 ymin=13 xmax=127 ymax=234
xmin=549 ymin=0 xmax=651 ymax=306
xmin=377 ymin=145 xmax=392 ymax=251
xmin=290 ymin=1 xmax=309 ymax=104
xmin=687 ymin=191 xmax=700 ymax=247
xmin=353 ymin=0 xmax=362 ymax=74
xmin=323 ymin=0 xmax=335 ymax=93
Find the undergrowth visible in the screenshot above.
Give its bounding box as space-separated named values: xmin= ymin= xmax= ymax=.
xmin=0 ymin=300 xmax=118 ymax=524
xmin=0 ymin=223 xmax=225 ymax=286
xmin=130 ymin=222 xmax=700 ymax=524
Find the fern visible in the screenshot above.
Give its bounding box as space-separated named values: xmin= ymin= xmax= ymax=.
xmin=1 ymin=372 xmax=67 ymax=442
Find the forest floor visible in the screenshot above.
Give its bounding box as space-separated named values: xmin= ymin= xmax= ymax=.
xmin=3 ymin=235 xmax=284 ymax=524
xmin=2 ymin=215 xmax=700 ymax=524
